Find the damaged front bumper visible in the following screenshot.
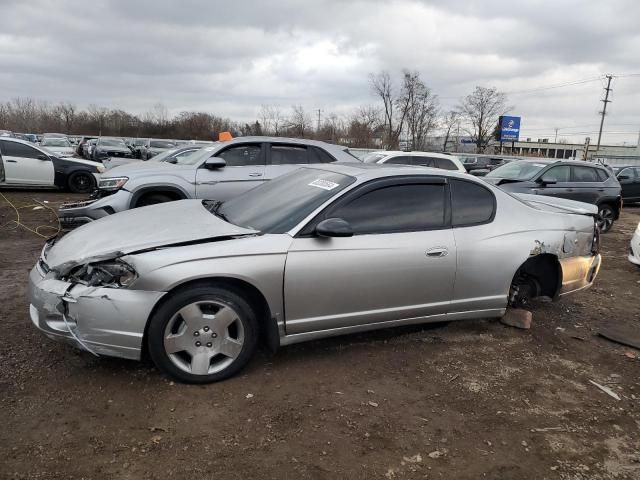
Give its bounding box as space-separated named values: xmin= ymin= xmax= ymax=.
xmin=58 ymin=189 xmax=132 ymax=228
xmin=29 ymin=263 xmax=165 ymax=360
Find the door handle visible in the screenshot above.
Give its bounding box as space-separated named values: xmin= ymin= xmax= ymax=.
xmin=426 ymin=247 xmax=448 ymax=258
xmin=565 ymin=188 xmax=574 ymax=192
xmin=6 ymin=160 xmax=17 ymax=163
xmin=248 ymin=173 xmax=262 ymax=177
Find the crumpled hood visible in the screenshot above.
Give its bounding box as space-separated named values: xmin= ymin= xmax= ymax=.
xmin=515 ymin=193 xmax=598 ymax=216
xmin=45 ymin=200 xmax=258 ymax=271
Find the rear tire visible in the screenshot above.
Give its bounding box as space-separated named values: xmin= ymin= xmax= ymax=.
xmin=597 ymin=204 xmax=615 ymax=233
xmin=147 ymin=286 xmax=259 ymax=383
xmin=67 ymin=171 xmax=96 ymax=193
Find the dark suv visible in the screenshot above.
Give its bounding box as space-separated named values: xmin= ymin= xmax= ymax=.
xmin=484 ymin=159 xmax=622 ymax=232
xmin=613 ymin=166 xmax=640 ymax=203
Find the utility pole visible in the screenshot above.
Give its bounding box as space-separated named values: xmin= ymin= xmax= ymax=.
xmin=316 ymin=109 xmax=322 ymax=133
xmin=595 ymin=74 xmax=613 ymax=156
xmin=554 ymin=128 xmax=558 ymax=143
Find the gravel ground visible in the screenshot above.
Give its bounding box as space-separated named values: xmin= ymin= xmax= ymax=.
xmin=1 ymin=190 xmax=639 ymax=480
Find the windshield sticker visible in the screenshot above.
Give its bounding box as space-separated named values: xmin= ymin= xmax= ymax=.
xmin=532 ymin=163 xmax=546 ymax=167
xmin=308 ymin=179 xmax=339 ymax=191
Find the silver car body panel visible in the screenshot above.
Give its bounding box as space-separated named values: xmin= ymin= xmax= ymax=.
xmin=32 ymin=163 xmax=602 ymax=361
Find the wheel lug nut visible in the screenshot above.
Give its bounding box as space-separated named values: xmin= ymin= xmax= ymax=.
xmin=195 ymin=341 xmax=201 ymax=347
xmin=206 ymin=342 xmax=212 ymax=347
xmin=211 ymin=333 xmax=217 ymax=338
xmin=194 ymin=331 xmax=199 ymax=336
xmin=203 ymin=326 xmax=210 ymax=331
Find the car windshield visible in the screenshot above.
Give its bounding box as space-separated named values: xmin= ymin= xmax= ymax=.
xmin=175 ymin=145 xmax=219 ymax=165
xmin=100 ymin=138 xmax=126 ymax=147
xmin=486 ymin=161 xmax=547 ymax=180
xmin=42 ymin=138 xmax=70 ymax=147
xmin=149 ymin=148 xmax=178 ymax=162
xmin=150 ymin=140 xmax=176 ymax=149
xmin=362 ymin=153 xmax=387 ymax=164
xmin=461 ymin=157 xmax=477 ymax=164
xmin=214 ymin=168 xmax=356 ymax=234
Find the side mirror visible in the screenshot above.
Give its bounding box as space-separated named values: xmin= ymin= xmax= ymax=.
xmin=316 ymin=218 xmax=353 ymax=238
xmin=204 ymin=157 xmax=226 ymax=170
xmin=617 ymin=174 xmax=631 ymax=181
xmin=37 ymin=154 xmax=48 ymax=161
xmin=538 ymin=175 xmax=557 ymax=185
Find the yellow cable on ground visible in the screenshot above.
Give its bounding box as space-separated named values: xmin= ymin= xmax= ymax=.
xmin=0 ymin=192 xmax=61 ymax=239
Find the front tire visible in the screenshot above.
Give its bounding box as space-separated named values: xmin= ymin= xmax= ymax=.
xmin=67 ymin=171 xmax=96 ymax=193
xmin=597 ymin=204 xmax=615 ymax=233
xmin=147 ymin=286 xmax=259 ymax=383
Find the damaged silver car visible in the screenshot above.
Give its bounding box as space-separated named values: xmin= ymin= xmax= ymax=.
xmin=29 ymin=163 xmax=602 ymax=383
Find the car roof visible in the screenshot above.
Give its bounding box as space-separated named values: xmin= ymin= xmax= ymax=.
xmin=0 ymin=137 xmax=38 ymax=147
xmin=516 ymin=158 xmax=608 ymax=168
xmin=301 ymin=162 xmax=481 ymax=182
xmin=225 ymin=136 xmax=349 ymax=153
xmin=370 ymin=150 xmax=457 ymax=159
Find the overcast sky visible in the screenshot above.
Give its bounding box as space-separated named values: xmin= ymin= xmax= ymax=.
xmin=1 ymin=0 xmax=639 ymax=144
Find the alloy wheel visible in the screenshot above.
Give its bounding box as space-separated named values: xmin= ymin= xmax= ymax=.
xmin=163 ymin=300 xmax=245 ymax=375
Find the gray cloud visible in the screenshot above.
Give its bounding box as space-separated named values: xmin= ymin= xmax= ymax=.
xmin=0 ymin=0 xmax=638 ymax=144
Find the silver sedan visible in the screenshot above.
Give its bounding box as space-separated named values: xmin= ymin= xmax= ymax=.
xmin=29 ymin=163 xmax=602 ymax=383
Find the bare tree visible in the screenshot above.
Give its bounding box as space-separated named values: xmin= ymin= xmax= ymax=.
xmin=459 ymin=86 xmax=509 ymax=153
xmin=441 ymin=110 xmax=460 ymax=152
xmin=55 ymin=102 xmax=76 ymax=134
xmin=258 ymin=105 xmax=285 ymax=136
xmin=400 ymin=70 xmax=439 ymax=150
xmin=286 ymin=105 xmax=312 ymax=138
xmin=345 ymin=105 xmax=382 ymax=148
xmin=370 ymin=71 xmax=410 ymax=149
xmin=87 ymin=104 xmax=109 ymax=136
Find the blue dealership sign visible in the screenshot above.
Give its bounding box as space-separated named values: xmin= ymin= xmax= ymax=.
xmin=498 ymin=115 xmax=520 ymax=142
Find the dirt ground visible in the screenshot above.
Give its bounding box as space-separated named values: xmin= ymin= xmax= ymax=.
xmin=1 ymin=190 xmax=639 ymax=480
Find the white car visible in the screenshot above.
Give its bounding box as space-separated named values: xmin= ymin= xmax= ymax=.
xmin=40 ymin=137 xmax=75 ymax=157
xmin=629 ymin=223 xmax=640 ymax=266
xmin=362 ymin=151 xmax=466 ymax=172
xmin=0 ymin=137 xmax=104 ymax=193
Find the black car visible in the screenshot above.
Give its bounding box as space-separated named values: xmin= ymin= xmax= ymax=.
xmin=461 ymin=155 xmax=515 ymax=176
xmin=92 ymin=137 xmax=132 ymax=162
xmin=612 ymin=166 xmax=640 ymax=203
xmin=140 ymin=139 xmax=177 ymax=160
xmin=484 ymin=159 xmax=622 ymax=232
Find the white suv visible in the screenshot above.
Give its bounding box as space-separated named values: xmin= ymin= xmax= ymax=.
xmin=362 ymin=151 xmax=466 ymax=172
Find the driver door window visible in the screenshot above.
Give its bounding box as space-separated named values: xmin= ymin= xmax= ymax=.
xmin=217 ymin=144 xmax=263 ymax=166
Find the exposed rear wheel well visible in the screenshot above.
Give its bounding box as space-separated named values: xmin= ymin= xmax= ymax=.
xmin=141 ymin=277 xmax=277 ymax=360
xmin=509 ymin=254 xmax=561 ymax=308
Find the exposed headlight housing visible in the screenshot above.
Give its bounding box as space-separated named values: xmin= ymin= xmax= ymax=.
xmin=67 ymin=260 xmax=137 ymax=288
xmin=99 ymin=176 xmax=128 ymax=191
xmin=96 ymin=165 xmax=106 ymax=173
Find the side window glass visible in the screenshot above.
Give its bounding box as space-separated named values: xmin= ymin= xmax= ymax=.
xmin=309 ymin=147 xmax=336 ymax=163
xmin=410 ymin=156 xmax=434 ymax=167
xmin=217 ymin=144 xmax=263 ymax=166
xmin=572 ymin=166 xmax=599 ymax=182
xmin=544 ymin=166 xmax=571 ymax=182
xmin=634 ymin=168 xmax=640 ymax=179
xmin=450 ymin=179 xmax=495 ymax=226
xmin=0 ymin=141 xmax=41 ymax=159
xmin=431 ymin=157 xmax=458 ymax=171
xmin=271 ymin=145 xmax=308 ymax=165
xmin=385 ymin=156 xmax=412 ymax=165
xmin=330 ymin=183 xmax=446 ymax=234
xmin=595 ymin=168 xmax=610 ymax=182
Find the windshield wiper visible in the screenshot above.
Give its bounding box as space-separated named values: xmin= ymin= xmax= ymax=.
xmin=204 ymin=199 xmax=230 ymax=222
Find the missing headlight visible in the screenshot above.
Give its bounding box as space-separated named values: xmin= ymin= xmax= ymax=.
xmin=68 ymin=260 xmax=137 ymax=288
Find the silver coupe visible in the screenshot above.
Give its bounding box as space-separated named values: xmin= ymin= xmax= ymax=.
xmin=29 ymin=163 xmax=602 ymax=383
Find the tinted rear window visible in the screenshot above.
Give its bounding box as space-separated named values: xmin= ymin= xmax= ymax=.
xmin=450 ymin=179 xmax=495 ymax=226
